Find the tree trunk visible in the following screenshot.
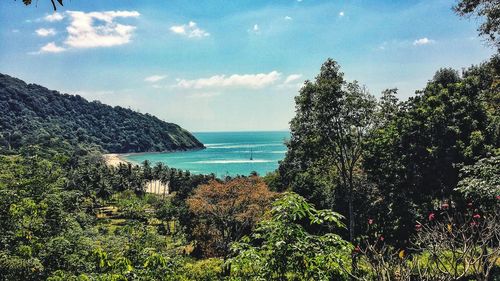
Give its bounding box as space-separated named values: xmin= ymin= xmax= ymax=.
xmin=349 ymin=194 xmax=355 ymax=242
xmin=348 ymin=176 xmax=357 ymax=277
xmin=348 ymin=174 xmax=355 ymax=242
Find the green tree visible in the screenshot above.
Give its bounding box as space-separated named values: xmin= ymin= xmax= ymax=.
xmin=280 ymin=59 xmax=377 ymax=241
xmin=364 ymin=66 xmax=496 ymax=244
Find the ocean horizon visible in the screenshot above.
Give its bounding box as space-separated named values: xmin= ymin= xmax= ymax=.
xmin=123 ymin=131 xmax=290 ymax=177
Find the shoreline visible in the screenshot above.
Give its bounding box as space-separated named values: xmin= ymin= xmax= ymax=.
xmin=103 ymin=153 xmax=131 ymax=167
xmin=103 ymin=147 xmax=205 ymax=167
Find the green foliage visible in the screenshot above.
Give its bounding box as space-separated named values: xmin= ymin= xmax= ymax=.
xmin=229 ymin=193 xmax=353 ymax=280
xmin=364 ymin=59 xmax=498 ymax=244
xmin=455 ymin=156 xmax=500 ymax=209
xmin=0 ymin=154 xmax=94 ymax=280
xmin=179 ymin=258 xmax=224 ymax=281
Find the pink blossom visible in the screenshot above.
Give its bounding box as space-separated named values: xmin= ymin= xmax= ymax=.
xmin=428 ymin=213 xmax=435 ymax=221
xmin=415 ymin=224 xmax=422 ymax=231
xmin=368 ymin=219 xmax=374 ymax=225
xmin=473 ymin=214 xmax=481 ymax=219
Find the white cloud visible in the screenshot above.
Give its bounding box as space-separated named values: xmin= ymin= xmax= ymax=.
xmin=45 ymin=12 xmax=64 ymax=22
xmin=187 ymin=92 xmax=221 ymax=99
xmin=170 ymin=21 xmax=209 ymax=38
xmin=12 ymin=29 xmax=20 ymax=33
xmin=284 ymin=16 xmax=293 ymax=20
xmin=176 ymin=71 xmax=282 ymax=89
xmin=39 ymin=42 xmax=66 ymax=53
xmin=144 ymin=75 xmax=167 ymax=83
xmin=339 ymin=11 xmax=345 ymax=17
xmin=413 ymin=37 xmax=435 ymax=46
xmin=284 ymin=74 xmax=302 ymax=84
xmin=36 ymin=28 xmax=56 ymax=37
xmin=65 ymin=10 xmax=140 ymax=48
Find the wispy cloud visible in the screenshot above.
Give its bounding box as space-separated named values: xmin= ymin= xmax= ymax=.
xmin=284 ymin=16 xmax=293 ymax=20
xmin=65 ymin=11 xmax=140 ymax=48
xmin=278 ymin=74 xmax=303 ymax=89
xmin=339 ymin=11 xmax=345 ymax=17
xmin=187 ymin=92 xmax=221 ymax=99
xmin=39 ymin=42 xmax=66 ymax=53
xmin=44 ymin=12 xmax=64 ymax=22
xmin=413 ymin=37 xmax=435 ymax=46
xmin=35 ymin=28 xmax=56 ymax=37
xmin=176 ymin=71 xmax=281 ymax=89
xmin=144 ymin=75 xmax=167 ymax=83
xmin=170 ymin=21 xmax=209 ymax=38
xmin=284 ymin=74 xmax=302 ymax=84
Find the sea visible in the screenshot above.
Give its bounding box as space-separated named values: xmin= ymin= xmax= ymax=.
xmin=123 ymin=131 xmax=290 ymax=177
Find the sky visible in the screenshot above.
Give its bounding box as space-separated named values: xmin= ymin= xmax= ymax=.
xmin=0 ymin=0 xmax=496 ymax=132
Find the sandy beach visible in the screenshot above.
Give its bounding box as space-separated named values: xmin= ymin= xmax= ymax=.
xmin=103 ymin=153 xmax=129 ymax=167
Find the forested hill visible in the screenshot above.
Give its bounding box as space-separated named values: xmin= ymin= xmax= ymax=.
xmin=0 ymin=73 xmax=204 ymax=153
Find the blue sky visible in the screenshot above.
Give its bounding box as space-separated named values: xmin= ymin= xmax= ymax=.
xmin=0 ymin=0 xmax=495 ymax=131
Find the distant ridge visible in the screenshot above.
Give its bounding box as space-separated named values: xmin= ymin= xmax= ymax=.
xmin=0 ymin=73 xmax=204 ymax=153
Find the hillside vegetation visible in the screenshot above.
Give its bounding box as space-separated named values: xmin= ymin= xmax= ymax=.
xmin=0 ymin=73 xmax=204 ymax=153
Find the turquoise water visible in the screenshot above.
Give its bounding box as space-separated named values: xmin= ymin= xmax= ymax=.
xmin=124 ymin=131 xmax=290 ymax=177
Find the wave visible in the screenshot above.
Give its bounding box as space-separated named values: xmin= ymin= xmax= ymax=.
xmin=207 ymin=143 xmax=284 ymax=149
xmin=230 ymin=150 xmax=287 ymax=154
xmin=231 ymin=150 xmax=265 ymax=153
xmin=204 ymin=143 xmax=233 ymax=147
xmin=193 ymin=159 xmax=274 ymax=164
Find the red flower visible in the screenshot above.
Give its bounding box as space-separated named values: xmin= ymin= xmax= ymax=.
xmin=368 ymin=219 xmax=374 ymax=225
xmin=441 ymin=203 xmax=449 ymax=209
xmin=473 ymin=214 xmax=481 ymax=219
xmin=428 ymin=213 xmax=435 ymax=221
xmin=496 ymin=195 xmax=500 ymax=200
xmin=467 ymin=202 xmax=473 ymax=208
xmin=415 ymin=224 xmax=422 ymax=231
xmin=354 ymin=245 xmax=361 ymax=253
xmin=470 ymin=221 xmax=478 ymax=227
xmin=379 ymin=236 xmax=385 ymax=241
